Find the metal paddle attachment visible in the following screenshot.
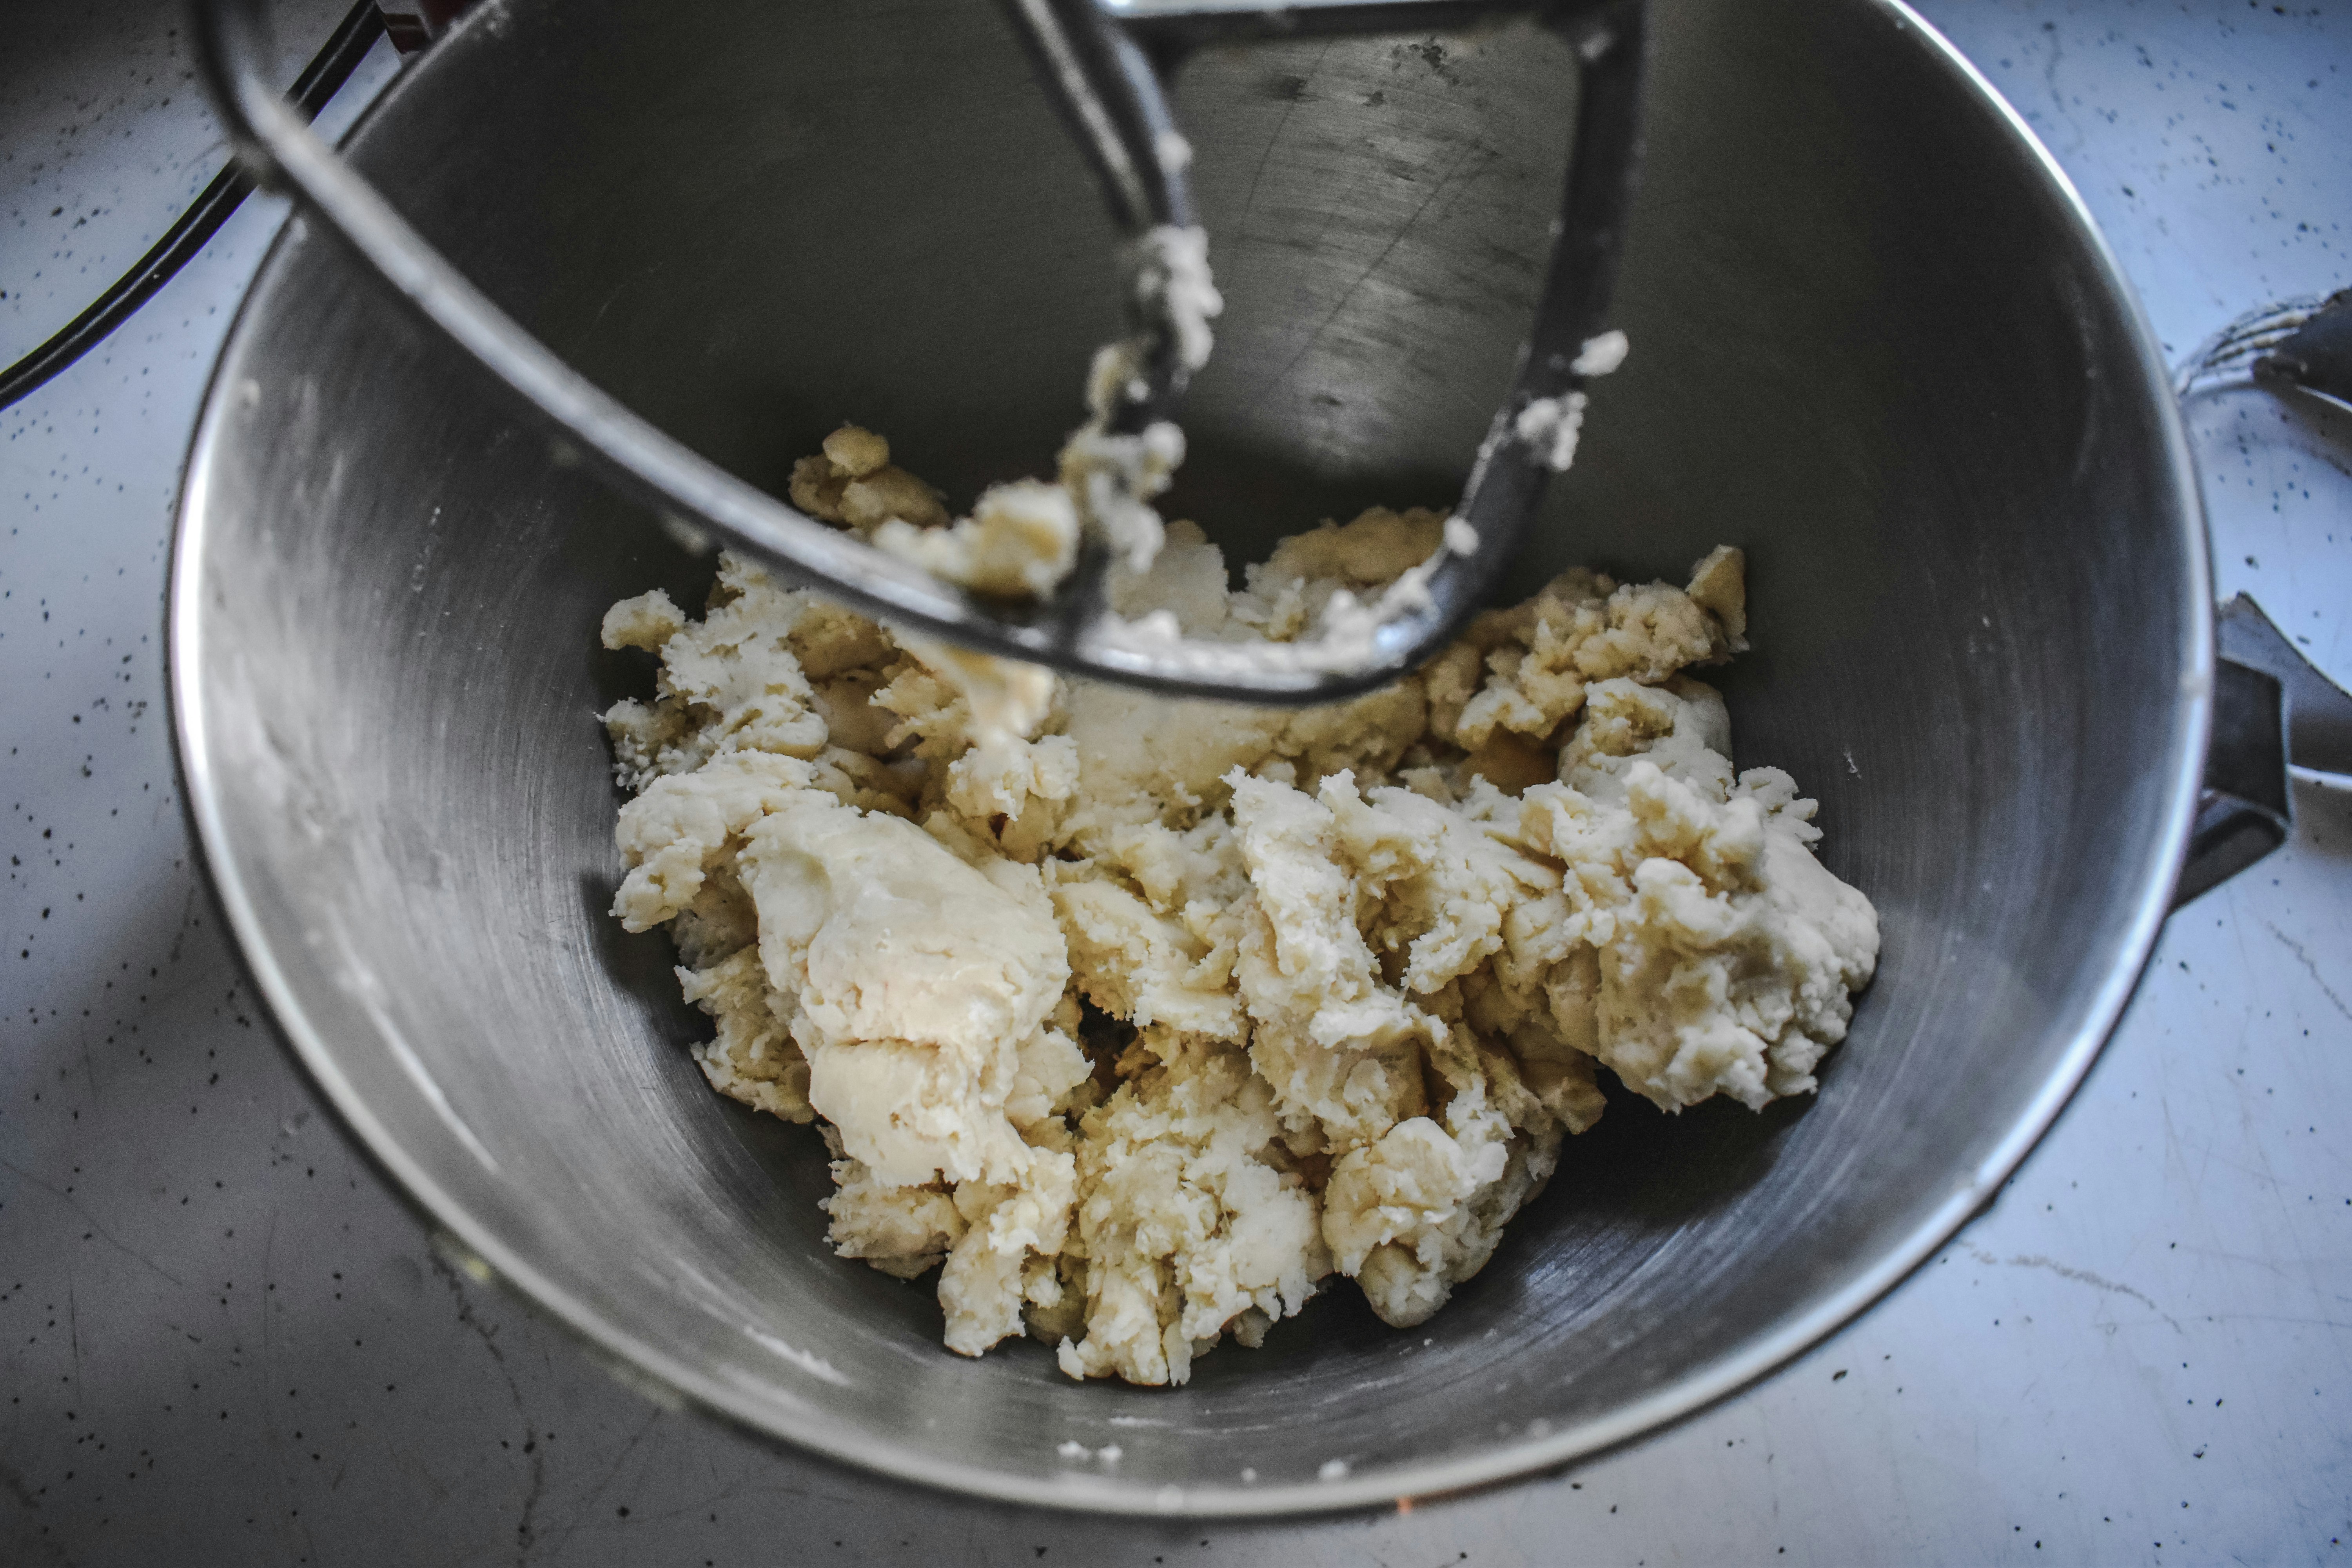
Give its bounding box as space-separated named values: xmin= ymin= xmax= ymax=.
xmin=194 ymin=0 xmax=1647 ymax=703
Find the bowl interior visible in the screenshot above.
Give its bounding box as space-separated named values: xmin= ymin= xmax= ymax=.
xmin=175 ymin=0 xmax=2201 ymax=1512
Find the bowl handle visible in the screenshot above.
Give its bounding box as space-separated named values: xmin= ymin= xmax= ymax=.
xmin=2170 ymin=286 xmax=2352 ymax=907
xmin=2175 ymin=656 xmax=2290 ymax=909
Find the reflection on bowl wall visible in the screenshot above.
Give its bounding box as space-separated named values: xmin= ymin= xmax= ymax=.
xmin=171 ymin=0 xmax=2204 ymax=1515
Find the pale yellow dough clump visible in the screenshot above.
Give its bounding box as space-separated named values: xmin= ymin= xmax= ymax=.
xmin=601 ymin=432 xmax=1879 ymax=1385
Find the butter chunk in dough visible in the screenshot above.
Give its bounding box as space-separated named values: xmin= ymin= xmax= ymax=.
xmin=875 ymin=479 xmax=1080 ymax=601
xmin=1449 ymin=551 xmax=1744 ymax=751
xmin=1519 ymin=760 xmax=1879 ymax=1112
xmin=602 ymin=431 xmax=1878 ymax=1385
xmin=1228 ymin=772 xmax=1437 ymax=1155
xmin=1049 ymin=865 xmax=1247 ymax=1042
xmin=737 ymin=793 xmax=1065 ymax=1184
xmin=1054 ymin=1034 xmax=1328 ymax=1386
xmin=680 ymin=944 xmax=812 ymax=1124
xmin=1324 ymin=1036 xmax=1560 ymax=1328
xmin=611 ymin=751 xmax=816 ymax=932
xmin=789 ymin=423 xmax=949 ymax=532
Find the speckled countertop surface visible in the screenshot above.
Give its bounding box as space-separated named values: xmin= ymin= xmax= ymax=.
xmin=3 ymin=2 xmax=2348 ymax=1563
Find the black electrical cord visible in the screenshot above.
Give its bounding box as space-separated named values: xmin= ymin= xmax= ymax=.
xmin=0 ymin=0 xmax=387 ymax=410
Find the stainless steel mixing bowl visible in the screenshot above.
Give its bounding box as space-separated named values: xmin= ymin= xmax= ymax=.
xmin=171 ymin=0 xmax=2210 ymax=1515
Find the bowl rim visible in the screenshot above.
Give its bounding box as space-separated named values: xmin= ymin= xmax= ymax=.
xmin=168 ymin=0 xmax=2214 ymax=1520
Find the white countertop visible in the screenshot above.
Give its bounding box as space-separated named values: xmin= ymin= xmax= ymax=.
xmin=3 ymin=2 xmax=2347 ymax=1562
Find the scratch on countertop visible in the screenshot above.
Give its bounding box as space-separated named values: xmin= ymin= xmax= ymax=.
xmin=2040 ymin=18 xmax=2086 ymax=162
xmin=73 ymin=1026 xmax=98 ymax=1111
xmin=385 ymin=1434 xmax=456 ymax=1505
xmin=164 ymin=881 xmax=198 ymax=967
xmin=621 ymin=1468 xmax=853 ymax=1528
xmin=534 ymin=1406 xmax=662 ymax=1563
xmin=0 ymin=1457 xmax=74 ymax=1565
xmin=64 ymin=1278 xmax=81 ymax=1414
xmin=427 ymin=1251 xmax=550 ymax=1562
xmin=0 ymin=1154 xmax=186 ymax=1287
xmin=1970 ymin=1247 xmax=2184 ymax=1332
xmin=0 ymin=1457 xmax=45 ymax=1516
xmin=2260 ymin=918 xmax=2351 ymax=1022
xmin=259 ymin=1210 xmax=323 ymax=1568
xmin=513 ymin=1425 xmax=550 ymax=1564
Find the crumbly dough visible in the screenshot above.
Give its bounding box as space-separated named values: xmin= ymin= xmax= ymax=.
xmin=602 ymin=432 xmax=1879 ymax=1385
